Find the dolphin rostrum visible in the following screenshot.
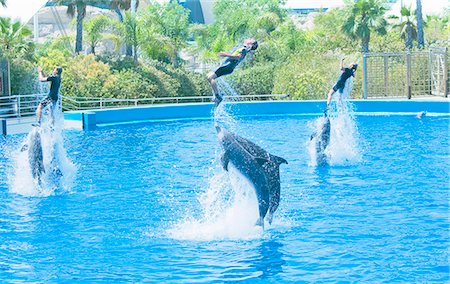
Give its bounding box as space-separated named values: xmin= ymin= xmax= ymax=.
xmin=216 ymin=125 xmax=288 ymax=228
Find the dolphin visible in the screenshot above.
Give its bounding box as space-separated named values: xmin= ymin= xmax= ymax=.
xmin=310 ymin=114 xmax=330 ymax=165
xmin=28 ymin=127 xmax=45 ymax=184
xmin=216 ymin=125 xmax=288 ymax=228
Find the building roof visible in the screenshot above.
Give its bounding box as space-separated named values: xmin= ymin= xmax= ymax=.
xmin=284 ymin=0 xmax=344 ymax=10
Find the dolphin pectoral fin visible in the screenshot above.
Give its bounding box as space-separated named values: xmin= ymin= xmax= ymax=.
xmin=255 ymin=157 xmax=270 ymax=167
xmin=270 ymin=155 xmax=288 ymax=165
xmin=221 ymin=153 xmax=230 ymax=171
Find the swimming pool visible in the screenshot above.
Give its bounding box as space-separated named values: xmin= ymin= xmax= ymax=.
xmin=0 ymin=109 xmax=449 ymax=282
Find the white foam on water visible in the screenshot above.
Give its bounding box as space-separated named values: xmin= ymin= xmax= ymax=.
xmin=8 ymin=105 xmax=76 ymax=197
xmin=326 ymin=77 xmax=362 ymax=165
xmin=167 ymin=163 xmax=265 ymax=241
xmin=307 ymin=77 xmax=362 ymax=166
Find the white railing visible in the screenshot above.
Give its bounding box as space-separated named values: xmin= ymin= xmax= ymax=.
xmin=0 ymin=93 xmax=46 ymax=119
xmin=61 ymin=94 xmax=289 ymax=111
xmin=0 ymin=93 xmax=289 ymax=118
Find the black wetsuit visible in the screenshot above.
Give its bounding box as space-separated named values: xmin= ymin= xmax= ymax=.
xmin=40 ymin=74 xmax=61 ymax=107
xmin=332 ymin=67 xmax=355 ymax=93
xmin=214 ymin=47 xmax=250 ymax=78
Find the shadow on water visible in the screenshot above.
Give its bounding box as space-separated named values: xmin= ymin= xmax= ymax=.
xmin=306 ymin=163 xmax=331 ymax=188
xmin=218 ymin=239 xmax=286 ymax=282
xmin=253 ymin=240 xmax=286 ymax=280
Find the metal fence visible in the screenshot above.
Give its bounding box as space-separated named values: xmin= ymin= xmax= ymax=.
xmin=0 ymin=93 xmax=46 ymax=119
xmin=61 ymin=94 xmax=288 ymax=111
xmin=362 ymin=47 xmax=449 ymax=99
xmin=0 ymin=93 xmax=289 ymax=119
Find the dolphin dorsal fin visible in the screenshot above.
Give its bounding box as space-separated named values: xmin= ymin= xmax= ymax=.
xmin=270 ymin=155 xmax=288 ymax=165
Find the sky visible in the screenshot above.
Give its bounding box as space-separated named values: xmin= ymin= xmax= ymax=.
xmin=0 ymin=0 xmax=448 ymax=24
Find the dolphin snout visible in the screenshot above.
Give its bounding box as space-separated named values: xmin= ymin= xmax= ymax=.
xmin=215 ymin=123 xmax=221 ymax=133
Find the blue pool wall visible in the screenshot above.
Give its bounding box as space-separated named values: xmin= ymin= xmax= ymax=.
xmin=63 ymin=100 xmax=450 ymax=130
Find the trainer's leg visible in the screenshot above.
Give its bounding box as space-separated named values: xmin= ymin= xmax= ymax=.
xmin=207 ymin=71 xmax=219 ymax=95
xmin=326 ymin=89 xmax=335 ymax=107
xmin=36 ymin=103 xmax=43 ymax=124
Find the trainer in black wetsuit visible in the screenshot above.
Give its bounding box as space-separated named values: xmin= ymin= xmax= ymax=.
xmin=35 ymin=66 xmax=62 ymax=125
xmin=326 ymin=60 xmax=357 ymax=108
xmin=214 ymin=47 xmax=250 ymax=78
xmin=333 ymin=67 xmax=355 ymax=93
xmin=207 ymin=38 xmax=258 ymax=107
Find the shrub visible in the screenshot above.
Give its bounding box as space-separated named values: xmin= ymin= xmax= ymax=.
xmin=229 ymin=63 xmax=276 ymax=96
xmin=152 ymin=61 xmax=210 ymax=97
xmin=102 ymin=69 xmax=157 ymax=99
xmin=273 ymin=69 xmax=328 ymax=100
xmin=97 ymin=54 xmax=136 ymax=71
xmin=137 ymin=64 xmax=180 ymax=98
xmin=61 ymin=54 xmax=111 ymax=98
xmin=10 ymin=58 xmax=39 ymax=95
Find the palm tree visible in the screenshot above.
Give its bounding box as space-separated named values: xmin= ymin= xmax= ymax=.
xmin=342 ymin=0 xmax=388 ymax=53
xmin=56 ymin=0 xmax=89 ymax=54
xmin=84 ymin=15 xmax=110 ymax=54
xmin=0 ymin=0 xmax=6 ymax=7
xmin=122 ymin=11 xmax=139 ymax=64
xmin=0 ymin=17 xmax=32 ymax=59
xmin=140 ymin=2 xmax=189 ymax=67
xmin=416 ymin=0 xmax=424 ymax=49
xmin=391 ymin=6 xmax=417 ymax=49
xmin=56 ymin=0 xmax=114 ymax=54
xmin=109 ymin=0 xmax=139 ymax=56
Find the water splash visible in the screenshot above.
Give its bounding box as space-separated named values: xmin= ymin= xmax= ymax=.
xmin=217 ymin=78 xmax=240 ymax=101
xmin=8 ymin=105 xmax=76 ymax=197
xmin=326 ymin=105 xmax=362 ymax=165
xmin=308 ymin=77 xmax=362 ymax=166
xmin=167 ymin=163 xmax=264 ymax=241
xmin=213 ymin=78 xmax=240 ymax=132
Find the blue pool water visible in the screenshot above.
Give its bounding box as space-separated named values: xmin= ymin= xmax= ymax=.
xmin=0 ymin=114 xmax=449 ymax=282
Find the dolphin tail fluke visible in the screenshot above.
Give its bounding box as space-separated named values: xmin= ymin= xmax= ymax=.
xmin=256 ymin=217 xmax=265 ymax=229
xmin=270 ymin=155 xmax=288 ymax=165
xmin=266 ymin=213 xmax=274 ymax=225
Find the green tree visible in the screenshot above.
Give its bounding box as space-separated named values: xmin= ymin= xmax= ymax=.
xmin=108 ymin=9 xmax=141 ymax=64
xmin=56 ymin=0 xmax=113 ymax=54
xmin=123 ymin=11 xmax=139 ymax=64
xmin=0 ymin=17 xmax=33 ymax=59
xmin=110 ymin=0 xmax=139 ymax=56
xmin=0 ymin=0 xmax=6 ymax=7
xmin=140 ymin=1 xmax=189 ymax=67
xmin=425 ymin=13 xmax=450 ymax=45
xmin=56 ymin=0 xmax=89 ymax=53
xmin=342 ymin=0 xmax=388 ymax=53
xmin=416 ymin=0 xmax=424 ymax=49
xmin=84 ymin=15 xmax=120 ymax=55
xmin=193 ymin=0 xmax=287 ymax=61
xmin=391 ymin=6 xmax=417 ymax=49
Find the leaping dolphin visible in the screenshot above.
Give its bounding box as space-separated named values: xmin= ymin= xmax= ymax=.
xmin=216 ymin=125 xmax=288 ymax=228
xmin=28 ymin=127 xmax=45 ymax=184
xmin=310 ymin=114 xmax=330 ymax=165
